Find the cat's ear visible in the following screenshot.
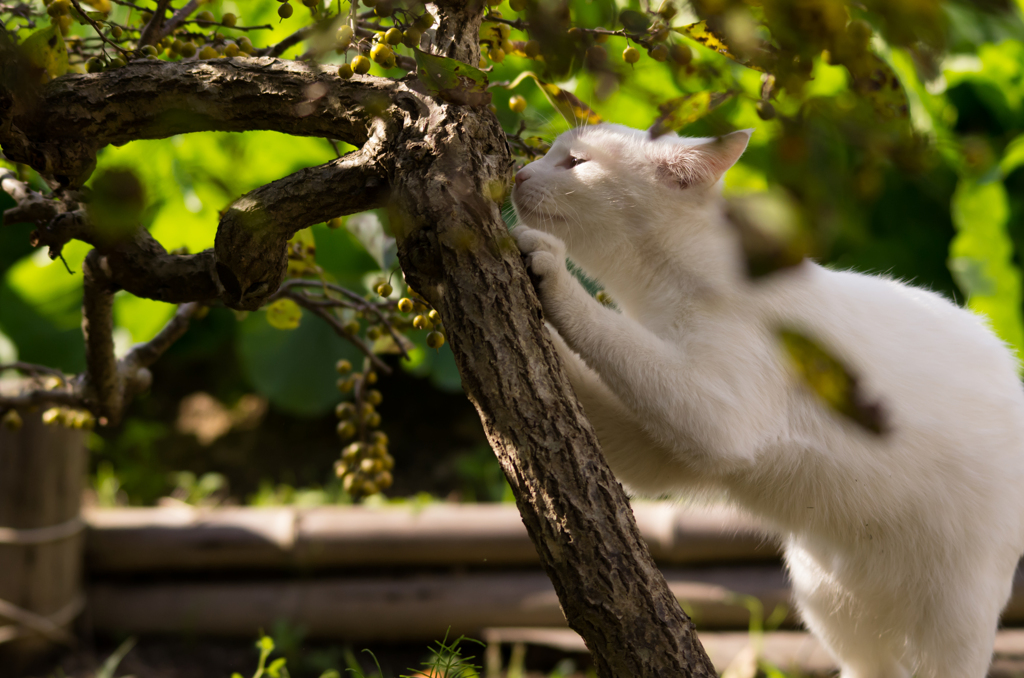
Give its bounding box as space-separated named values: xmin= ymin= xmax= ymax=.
xmin=654 ymin=129 xmax=753 ymax=189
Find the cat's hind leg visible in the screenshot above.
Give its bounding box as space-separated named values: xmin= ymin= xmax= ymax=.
xmin=786 ymin=546 xmax=911 ymax=678
xmin=794 ymin=589 xmax=910 ymax=678
xmin=909 ymin=571 xmax=1005 ymax=678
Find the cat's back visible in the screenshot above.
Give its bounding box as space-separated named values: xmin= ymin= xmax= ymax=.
xmin=753 ymin=262 xmax=1024 ymax=543
xmin=769 ymin=262 xmax=1023 ymax=416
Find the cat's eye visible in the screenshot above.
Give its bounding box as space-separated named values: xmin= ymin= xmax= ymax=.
xmin=561 ymin=155 xmax=588 ymax=169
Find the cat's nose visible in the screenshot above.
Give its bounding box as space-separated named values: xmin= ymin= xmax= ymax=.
xmin=515 ymin=171 xmax=529 ymax=188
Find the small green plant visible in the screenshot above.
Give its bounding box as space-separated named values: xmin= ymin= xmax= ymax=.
xmin=400 ymin=631 xmax=483 ymax=678
xmin=95 ymin=637 xmax=135 ymax=678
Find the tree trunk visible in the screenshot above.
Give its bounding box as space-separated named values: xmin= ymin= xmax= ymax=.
xmin=390 ymin=91 xmax=716 ymax=678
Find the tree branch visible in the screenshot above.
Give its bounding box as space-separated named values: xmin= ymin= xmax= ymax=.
xmin=0 ymin=57 xmax=410 ymax=186
xmin=3 ymin=133 xmax=392 ymax=311
xmin=0 ymin=299 xmax=198 ymax=421
xmin=81 ymin=250 xmax=120 ymax=420
xmin=213 ymin=124 xmax=390 ymax=310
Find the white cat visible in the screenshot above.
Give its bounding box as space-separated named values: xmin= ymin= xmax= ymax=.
xmin=511 ymin=123 xmax=1024 ymax=678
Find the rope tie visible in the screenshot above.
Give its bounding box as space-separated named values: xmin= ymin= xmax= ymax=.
xmin=0 ymin=594 xmax=84 ymax=646
xmin=0 ymin=516 xmax=87 ymax=645
xmin=0 ymin=516 xmax=85 ymax=545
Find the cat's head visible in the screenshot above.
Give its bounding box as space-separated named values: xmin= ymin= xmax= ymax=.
xmin=511 ymin=123 xmax=751 ymax=254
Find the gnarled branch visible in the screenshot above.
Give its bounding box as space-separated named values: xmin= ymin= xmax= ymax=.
xmin=213 ymin=124 xmax=390 ymax=309
xmin=0 ymin=57 xmax=411 ymax=186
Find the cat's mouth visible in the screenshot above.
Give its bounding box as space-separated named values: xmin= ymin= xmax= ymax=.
xmin=518 ymin=206 xmax=569 ymax=226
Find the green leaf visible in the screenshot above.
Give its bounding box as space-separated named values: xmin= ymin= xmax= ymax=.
xmin=413 ymin=49 xmax=491 ymax=107
xmin=267 ymin=657 xmax=287 ymax=678
xmin=265 ymin=298 xmax=302 ymax=330
xmin=237 ymin=311 xmax=362 ymax=417
xmin=846 ymin=53 xmax=910 ymax=119
xmin=949 ymin=179 xmax=1024 ymax=363
xmin=504 ymin=71 xmax=602 ymax=126
xmin=649 ymin=91 xmax=732 ymax=139
xmin=1000 ymin=133 xmax=1024 ymax=177
xmin=674 ymin=21 xmax=765 ymax=71
xmin=779 ymin=328 xmax=887 ymax=434
xmin=19 ymin=23 xmax=68 ymax=84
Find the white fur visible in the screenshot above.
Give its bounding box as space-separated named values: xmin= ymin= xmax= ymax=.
xmin=511 ymin=123 xmax=1024 ymax=678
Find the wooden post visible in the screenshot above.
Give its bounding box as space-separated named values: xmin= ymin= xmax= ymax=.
xmin=0 ymin=409 xmax=87 ymax=668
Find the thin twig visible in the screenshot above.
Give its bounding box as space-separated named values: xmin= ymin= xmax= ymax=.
xmin=159 ymin=0 xmax=200 ymax=39
xmin=278 ymin=279 xmax=410 ymax=361
xmin=68 ymin=0 xmax=129 ymax=56
xmin=284 ymin=290 xmax=392 ymax=374
xmin=0 ymin=362 xmax=69 ymax=383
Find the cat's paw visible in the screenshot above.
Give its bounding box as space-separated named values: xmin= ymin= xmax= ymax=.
xmin=513 ymin=227 xmax=567 ymax=282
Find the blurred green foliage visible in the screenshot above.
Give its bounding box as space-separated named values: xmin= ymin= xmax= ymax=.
xmin=2 ymin=0 xmax=1023 ymax=505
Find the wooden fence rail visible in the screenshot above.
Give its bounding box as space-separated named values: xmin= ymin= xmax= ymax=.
xmin=80 ymin=502 xmax=1024 ymax=643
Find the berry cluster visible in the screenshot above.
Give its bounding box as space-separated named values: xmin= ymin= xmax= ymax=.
xmin=333 ymin=3 xmax=436 ymax=79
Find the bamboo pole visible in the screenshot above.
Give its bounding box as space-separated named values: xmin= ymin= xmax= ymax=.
xmin=83 ymin=502 xmax=778 ymax=572
xmin=0 ymin=410 xmax=87 ymax=667
xmin=87 ymin=566 xmax=797 ymax=641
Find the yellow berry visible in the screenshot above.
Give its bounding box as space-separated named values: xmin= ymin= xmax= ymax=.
xmin=366 ymin=389 xmax=383 ymax=406
xmin=222 ymin=13 xmax=237 ymax=26
xmin=277 ymin=3 xmax=293 ymax=19
xmin=426 ymin=331 xmax=445 ymax=349
xmin=335 ymin=401 xmax=356 ymax=419
xmin=669 ymin=43 xmax=692 ymax=65
xmin=336 ymin=421 xmax=357 ymax=439
xmin=385 ymin=27 xmax=403 ymax=45
xmin=623 ymin=46 xmax=639 ymax=64
xmin=412 ymin=314 xmax=432 ymax=330
xmin=223 ymin=42 xmax=240 ymax=57
xmin=370 ymin=43 xmax=393 ymax=65
xmin=352 ymin=55 xmax=371 ymax=74
xmin=397 ymin=298 xmax=414 ymax=313
xmin=509 ymin=95 xmax=527 ymax=113
xmin=648 ymin=44 xmax=669 ymax=62
xmin=375 ymin=470 xmax=393 ymax=489
xmin=376 ymin=282 xmax=393 ymax=297
xmin=1 ymin=410 xmax=23 ymax=431
xmin=199 ymin=45 xmax=219 ymax=59
xmin=402 ymin=28 xmax=422 ymax=48
xmin=366 ymin=371 xmax=378 ymax=385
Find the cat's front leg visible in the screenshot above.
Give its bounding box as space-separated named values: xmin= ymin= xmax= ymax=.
xmin=514 ymin=226 xmax=774 ymax=467
xmin=513 ymin=227 xmax=599 ymax=334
